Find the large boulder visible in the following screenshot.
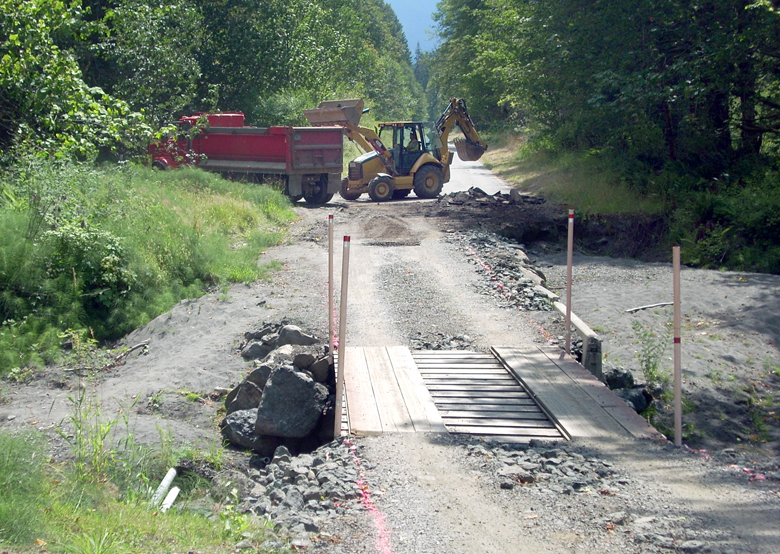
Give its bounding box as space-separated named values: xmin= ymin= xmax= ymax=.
xmin=225 ymin=380 xmax=263 ymax=415
xmin=255 ymin=366 xmax=329 ymax=438
xmin=277 ymin=325 xmax=318 ymax=347
xmin=220 ymin=408 xmax=281 ymax=455
xmin=615 ymin=387 xmax=653 ymax=413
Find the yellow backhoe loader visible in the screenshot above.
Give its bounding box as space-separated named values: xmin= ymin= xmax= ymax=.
xmin=304 ymin=98 xmax=487 ymax=201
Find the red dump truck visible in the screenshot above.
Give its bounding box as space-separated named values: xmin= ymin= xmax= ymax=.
xmin=148 ymin=112 xmax=343 ymax=204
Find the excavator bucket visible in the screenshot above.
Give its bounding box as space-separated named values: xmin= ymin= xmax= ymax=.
xmin=304 ymin=99 xmax=365 ymax=127
xmin=454 ymin=138 xmax=487 ymax=162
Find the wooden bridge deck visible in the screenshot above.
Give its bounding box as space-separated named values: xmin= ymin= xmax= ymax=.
xmin=340 ymin=345 xmax=662 ymax=443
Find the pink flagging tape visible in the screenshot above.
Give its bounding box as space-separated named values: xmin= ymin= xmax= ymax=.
xmin=344 ymin=235 xmax=351 ymax=242
xmin=344 ymin=439 xmax=396 ymax=554
xmin=674 ymin=337 xmax=681 ymax=344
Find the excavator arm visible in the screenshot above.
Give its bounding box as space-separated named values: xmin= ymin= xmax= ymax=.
xmin=435 ymin=98 xmax=488 ymax=162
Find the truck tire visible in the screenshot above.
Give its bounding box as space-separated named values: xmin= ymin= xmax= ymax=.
xmin=368 ymin=175 xmax=395 ymax=202
xmin=392 ymin=189 xmax=412 ymax=199
xmin=152 ymin=161 xmax=167 ymax=171
xmin=303 ymin=178 xmax=333 ymax=205
xmin=339 ymin=178 xmax=362 ymax=201
xmin=413 ymin=165 xmax=444 ymax=199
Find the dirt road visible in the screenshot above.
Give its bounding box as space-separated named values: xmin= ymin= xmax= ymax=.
xmin=2 ymin=160 xmax=779 ymax=553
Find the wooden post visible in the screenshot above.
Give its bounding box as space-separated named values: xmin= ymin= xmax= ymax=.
xmin=673 ymin=246 xmax=682 ymax=446
xmin=328 ymin=214 xmax=334 ymax=364
xmin=565 ymin=209 xmax=574 ymax=355
xmin=333 ymin=236 xmax=351 ymax=438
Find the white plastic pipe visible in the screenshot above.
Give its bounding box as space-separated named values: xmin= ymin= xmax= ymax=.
xmin=151 ymin=468 xmax=177 ymax=506
xmin=160 ymin=486 xmax=180 ymax=513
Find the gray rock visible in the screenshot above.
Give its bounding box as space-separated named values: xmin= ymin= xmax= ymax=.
xmin=241 ymin=341 xmax=273 ymax=360
xmin=246 ymin=364 xmax=272 ymax=389
xmin=615 ymin=387 xmax=653 ymax=413
xmin=309 ymin=357 xmax=331 ymax=383
xmin=255 ymin=366 xmax=329 ymax=438
xmin=277 ymin=325 xmax=318 ymax=347
xmin=605 ymin=366 xmax=635 ymax=390
xmin=220 ymin=409 xmax=282 ymax=455
xmin=211 ymin=469 xmax=254 ymax=502
xmin=226 ymin=380 xmax=263 ymax=415
xmin=293 ymin=352 xmax=316 ymax=370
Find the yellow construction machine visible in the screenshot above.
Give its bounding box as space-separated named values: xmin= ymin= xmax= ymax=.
xmin=304 ymin=98 xmax=487 ymax=201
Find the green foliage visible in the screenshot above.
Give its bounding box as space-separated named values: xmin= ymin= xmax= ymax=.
xmin=0 ymin=0 xmax=151 ymax=161
xmin=0 ymin=431 xmax=48 ymax=545
xmin=631 ymin=320 xmax=671 ymax=386
xmin=0 ymin=162 xmax=293 ymax=374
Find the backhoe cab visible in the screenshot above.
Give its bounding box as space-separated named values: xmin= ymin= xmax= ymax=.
xmin=303 ymin=98 xmax=487 ymax=202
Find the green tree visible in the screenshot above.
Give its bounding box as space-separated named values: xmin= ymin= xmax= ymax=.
xmin=0 ymin=0 xmax=149 ymax=161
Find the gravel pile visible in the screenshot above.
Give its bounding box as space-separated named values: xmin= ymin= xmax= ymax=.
xmin=444 ymin=229 xmax=555 ymax=312
xmin=224 ymin=439 xmax=367 ymax=549
xmin=456 ymin=439 xmax=734 ymax=554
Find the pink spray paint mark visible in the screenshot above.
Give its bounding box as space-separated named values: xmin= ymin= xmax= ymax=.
xmin=344 ymin=439 xmax=396 ymax=554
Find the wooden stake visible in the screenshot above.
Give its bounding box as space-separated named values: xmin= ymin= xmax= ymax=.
xmin=565 ymin=209 xmax=574 ymax=355
xmin=328 ymin=215 xmax=334 ymax=364
xmin=673 ymin=246 xmax=682 ymax=446
xmin=333 ymin=236 xmax=351 ymax=438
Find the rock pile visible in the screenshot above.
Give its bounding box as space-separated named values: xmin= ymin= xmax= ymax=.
xmin=208 ymin=439 xmax=365 ymax=549
xmin=438 ymin=186 xmax=546 ymax=208
xmin=461 ymin=439 xmax=728 ymax=552
xmin=444 ymin=229 xmax=555 ymax=312
xmin=220 ymin=323 xmax=336 ymax=456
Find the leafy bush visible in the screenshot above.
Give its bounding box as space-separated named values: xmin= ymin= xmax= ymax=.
xmin=0 ymin=162 xmax=294 ymax=374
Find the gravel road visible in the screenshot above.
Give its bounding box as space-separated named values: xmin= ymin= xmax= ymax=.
xmin=2 ymin=168 xmax=779 ymax=553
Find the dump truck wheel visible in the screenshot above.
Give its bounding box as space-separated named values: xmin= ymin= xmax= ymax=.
xmin=303 ymin=179 xmax=332 ymax=205
xmin=339 ymin=178 xmax=362 ymax=201
xmin=392 ymin=189 xmax=412 ymax=199
xmin=413 ymin=165 xmax=444 ymax=199
xmin=368 ymin=175 xmax=395 ymax=202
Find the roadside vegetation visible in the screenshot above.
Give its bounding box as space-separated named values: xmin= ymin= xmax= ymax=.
xmin=0 ymin=163 xmax=294 ymax=375
xmin=0 ymin=396 xmax=277 ymax=554
xmin=424 ymin=0 xmax=780 ymax=273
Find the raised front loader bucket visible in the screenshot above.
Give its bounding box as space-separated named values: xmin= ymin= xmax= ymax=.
xmin=454 ymin=138 xmax=487 ymax=162
xmin=304 ymin=99 xmax=365 ymax=127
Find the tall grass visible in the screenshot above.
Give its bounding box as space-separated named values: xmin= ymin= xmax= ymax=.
xmin=0 ymin=162 xmax=295 ymax=374
xmin=0 ymin=432 xmax=49 ymax=545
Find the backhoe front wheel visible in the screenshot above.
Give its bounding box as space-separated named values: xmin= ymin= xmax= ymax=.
xmin=368 ymin=175 xmax=395 ymax=202
xmin=413 ymin=165 xmax=444 ymax=199
xmin=339 ymin=178 xmax=362 ymax=201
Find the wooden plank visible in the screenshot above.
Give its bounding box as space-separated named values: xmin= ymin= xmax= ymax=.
xmin=385 ymin=346 xmax=448 ymax=433
xmin=421 ymin=373 xmax=515 ymax=381
xmin=418 ymin=367 xmax=510 ymax=374
xmin=429 ymin=390 xmax=531 ymax=399
xmin=447 ymin=425 xmax=563 ymax=437
xmin=426 ymin=384 xmax=523 ymax=392
xmin=493 ymin=346 xmax=629 ymax=439
xmin=434 ymin=397 xmax=539 ymax=407
xmin=444 ymin=418 xmax=557 ymax=429
xmin=363 ymin=347 xmax=413 ymax=432
xmin=343 ymin=347 xmax=382 ymax=435
xmin=439 ymin=408 xmax=548 ymax=421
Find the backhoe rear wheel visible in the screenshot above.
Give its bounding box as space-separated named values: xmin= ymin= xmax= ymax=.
xmin=339 ymin=178 xmax=362 ymax=201
xmin=368 ymin=175 xmax=395 ymax=202
xmin=413 ymin=165 xmax=444 ymax=199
